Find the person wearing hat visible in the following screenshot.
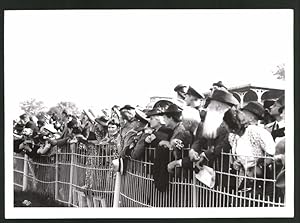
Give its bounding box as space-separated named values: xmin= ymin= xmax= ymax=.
xmin=185 ymin=86 xmax=205 ymax=109
xmin=94 ymin=116 xmax=109 ymax=141
xmin=241 ymin=101 xmax=265 ymax=125
xmin=19 ymin=113 xmax=39 ymax=136
xmin=265 ymin=95 xmax=285 ymax=142
xmin=180 ymin=90 xmax=239 ymax=190
xmin=262 ymin=99 xmax=276 ymax=125
xmin=159 ymin=104 xmax=193 ymax=174
xmin=131 ymin=107 xmax=172 ymax=160
xmin=212 ymin=81 xmax=228 ymax=92
xmin=174 ymin=84 xmax=188 ymax=101
xmin=222 ymin=108 xmax=275 ymax=192
xmin=36 ymin=124 xmax=60 ymax=155
xmin=119 ymin=108 xmax=149 ymax=158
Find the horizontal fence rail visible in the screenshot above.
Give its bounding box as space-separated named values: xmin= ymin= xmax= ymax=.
xmin=13 ymin=142 xmax=285 ymax=208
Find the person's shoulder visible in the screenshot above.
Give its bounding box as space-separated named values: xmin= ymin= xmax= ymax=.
xmin=247 ymin=124 xmax=273 ymax=137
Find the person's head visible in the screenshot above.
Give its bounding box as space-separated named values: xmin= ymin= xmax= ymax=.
xmin=95 ymin=116 xmax=109 ymax=130
xmin=120 ymin=105 xmax=136 ymax=121
xmin=161 ymin=104 xmax=182 ymax=128
xmin=269 ymin=95 xmax=285 ymax=118
xmin=185 ymin=86 xmax=204 ymax=108
xmin=202 ymin=89 xmax=239 ymax=139
xmin=107 ymin=120 xmax=120 ymax=136
xmin=241 ymin=101 xmax=264 ymax=125
xmin=146 ymin=108 xmax=165 ymax=129
xmin=223 ymin=108 xmax=248 ymax=136
xmin=174 ymin=84 xmax=188 ymax=100
xmin=37 ymin=119 xmax=46 ymax=129
xmin=62 ymin=109 xmax=71 ymax=122
xmin=19 ymin=114 xmax=29 ymax=125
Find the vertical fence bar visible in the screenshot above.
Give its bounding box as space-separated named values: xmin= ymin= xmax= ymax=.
xmin=113 ymin=172 xmax=121 ymax=208
xmin=22 ymin=154 xmax=29 ymax=191
xmin=192 ymin=162 xmax=197 ymax=207
xmin=55 ymin=147 xmax=59 ymax=201
xmin=68 ymin=143 xmax=75 ymax=206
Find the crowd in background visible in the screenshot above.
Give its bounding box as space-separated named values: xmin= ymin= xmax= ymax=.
xmin=13 ymin=81 xmax=286 ymax=202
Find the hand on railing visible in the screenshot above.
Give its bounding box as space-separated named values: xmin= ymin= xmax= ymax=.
xmin=189 ymin=148 xmax=201 ymax=162
xmin=159 ymin=140 xmax=171 ymax=149
xmin=232 ymin=160 xmax=242 ymax=171
xmin=167 ymin=159 xmax=182 ymax=173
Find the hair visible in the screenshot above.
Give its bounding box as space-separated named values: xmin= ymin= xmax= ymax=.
xmin=223 ymin=108 xmax=247 ymax=134
xmin=108 ymin=119 xmax=120 ymax=127
xmin=165 ymin=112 xmax=182 ymax=123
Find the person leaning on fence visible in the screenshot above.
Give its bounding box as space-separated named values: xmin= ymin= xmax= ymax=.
xmin=223 ymin=108 xmax=275 ymax=195
xmin=130 ymin=107 xmax=173 ymax=162
xmin=36 ymin=124 xmax=60 ymax=155
xmin=119 ymin=108 xmax=149 ymax=158
xmin=180 ymin=90 xmax=239 ymax=190
xmin=159 ymin=104 xmax=193 ymax=179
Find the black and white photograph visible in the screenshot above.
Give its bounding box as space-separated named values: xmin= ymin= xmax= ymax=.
xmin=5 ymin=9 xmax=294 ymax=218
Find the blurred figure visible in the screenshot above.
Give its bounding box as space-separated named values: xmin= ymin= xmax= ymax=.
xmin=265 ymin=95 xmax=285 ymax=142
xmin=174 ymin=84 xmax=188 ymax=101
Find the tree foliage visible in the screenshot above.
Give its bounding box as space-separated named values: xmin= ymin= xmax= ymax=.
xmin=19 ymin=98 xmax=45 ymax=117
xmin=47 ymin=101 xmax=81 ymax=119
xmin=272 ymin=64 xmax=285 ymax=80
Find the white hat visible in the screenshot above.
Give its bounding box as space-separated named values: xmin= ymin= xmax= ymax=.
xmin=42 ymin=124 xmax=57 ymax=134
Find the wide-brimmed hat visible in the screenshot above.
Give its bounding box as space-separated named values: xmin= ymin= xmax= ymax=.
xmin=263 ymin=99 xmax=275 ymax=109
xmin=153 ymin=100 xmax=173 ymax=111
xmin=146 ymin=107 xmax=164 ymax=118
xmin=135 ymin=109 xmax=149 ymax=123
xmin=210 ymin=89 xmax=239 ymax=106
xmin=161 ymin=104 xmax=183 ymax=114
xmin=174 ymin=84 xmax=187 ymax=93
xmin=120 ymin=104 xmax=135 ymax=111
xmin=186 ymin=86 xmax=204 ymax=99
xmin=95 ymin=116 xmax=110 ymax=126
xmin=212 ymin=81 xmax=227 ymax=89
xmin=41 ymin=124 xmax=57 ymax=134
xmin=242 ymin=101 xmax=265 ymax=120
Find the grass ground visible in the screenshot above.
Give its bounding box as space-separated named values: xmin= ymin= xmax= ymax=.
xmin=14 ymin=190 xmax=65 ymax=207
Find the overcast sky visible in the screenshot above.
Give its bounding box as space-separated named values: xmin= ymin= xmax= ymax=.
xmin=5 ymin=10 xmax=292 ymax=116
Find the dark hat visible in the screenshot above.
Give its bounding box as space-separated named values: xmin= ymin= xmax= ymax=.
xmin=174 ymin=84 xmax=187 ymax=93
xmin=212 ymin=81 xmax=227 ymax=89
xmin=153 ymin=100 xmax=173 ymax=111
xmin=146 ymin=107 xmax=164 ymax=117
xmin=186 ymin=86 xmax=204 ymax=99
xmin=67 ymin=118 xmax=78 ymax=129
xmin=210 ymin=89 xmax=239 ymax=106
xmin=242 ymin=101 xmax=265 ymax=120
xmin=19 ymin=113 xmax=28 ymax=120
xmin=187 ymin=86 xmax=204 ymax=99
xmin=263 ymin=99 xmax=275 ymax=109
xmin=161 ymin=103 xmax=183 ymax=114
xmin=120 ymin=104 xmax=135 ymax=111
xmin=135 ymin=109 xmax=149 ymax=123
xmin=95 ymin=116 xmax=110 ymax=126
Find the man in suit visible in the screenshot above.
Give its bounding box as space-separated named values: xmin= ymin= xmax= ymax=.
xmin=265 ymin=95 xmax=285 ymax=142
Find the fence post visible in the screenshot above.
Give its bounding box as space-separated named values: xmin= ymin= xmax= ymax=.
xmin=192 ymin=162 xmax=197 ymax=207
xmin=113 ymin=172 xmax=121 ymax=208
xmin=22 ymin=154 xmax=29 ymax=191
xmin=68 ymin=144 xmax=75 ymax=206
xmin=55 ymin=146 xmax=59 ymax=201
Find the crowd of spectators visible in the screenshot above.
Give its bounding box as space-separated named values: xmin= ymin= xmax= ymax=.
xmin=13 ymin=81 xmax=286 ymax=201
